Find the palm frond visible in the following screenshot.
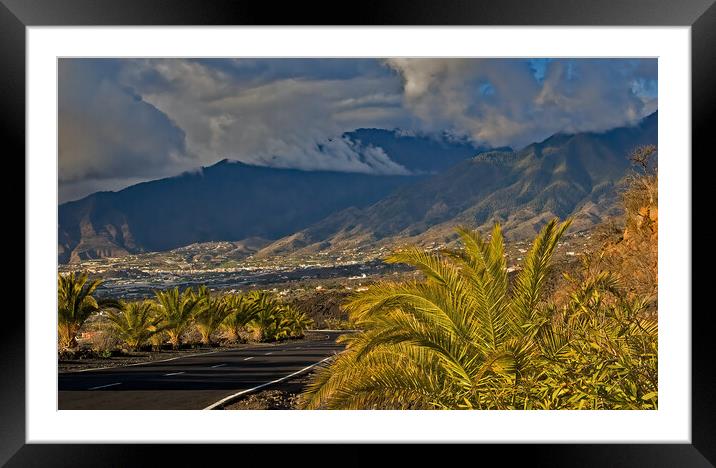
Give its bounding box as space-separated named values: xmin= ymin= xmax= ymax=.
xmin=302 ymin=218 xmax=657 ymax=410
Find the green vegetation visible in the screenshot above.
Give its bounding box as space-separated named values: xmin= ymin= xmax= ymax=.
xmin=193 ymin=286 xmax=234 ymax=345
xmin=282 ymin=307 xmax=313 ymax=339
xmin=300 ymin=219 xmax=657 ymax=410
xmin=322 ymin=318 xmax=357 ymax=330
xmin=58 ymin=143 xmax=659 ymax=410
xmin=248 ymin=291 xmax=313 ymax=342
xmin=105 ymin=300 xmax=162 ymax=351
xmin=221 ymin=293 xmax=260 ymax=342
xmin=587 ymin=145 xmax=658 ymax=303
xmin=57 ymin=272 xmax=117 ymax=349
xmin=153 ymin=287 xmax=202 ymax=349
xmin=57 ymin=278 xmax=314 ymax=354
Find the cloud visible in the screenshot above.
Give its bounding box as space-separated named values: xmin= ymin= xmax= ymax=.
xmin=58 ymin=59 xmax=191 ymax=202
xmin=58 ymin=58 xmax=657 ymax=202
xmin=253 ymin=136 xmax=411 ymax=175
xmin=385 ymin=58 xmax=657 ymax=148
xmin=117 ymin=59 xmax=409 ymax=173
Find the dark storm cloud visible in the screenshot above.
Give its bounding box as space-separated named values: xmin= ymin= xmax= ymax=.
xmin=59 ymin=59 xmax=191 ymax=202
xmin=58 ymin=58 xmax=657 ymax=202
xmin=116 ymin=58 xmax=409 ymax=173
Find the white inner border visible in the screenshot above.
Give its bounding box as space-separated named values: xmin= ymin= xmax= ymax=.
xmin=27 ymin=26 xmax=691 ymax=443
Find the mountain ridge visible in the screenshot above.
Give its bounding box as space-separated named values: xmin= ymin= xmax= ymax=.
xmin=59 ymin=115 xmax=656 ymax=264
xmin=58 ymin=129 xmax=488 ymax=263
xmin=254 ymin=112 xmax=657 ymax=258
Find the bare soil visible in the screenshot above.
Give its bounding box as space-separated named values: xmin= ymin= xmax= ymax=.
xmin=224 ymin=372 xmax=314 ymax=410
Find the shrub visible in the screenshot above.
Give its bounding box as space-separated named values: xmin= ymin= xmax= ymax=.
xmin=249 ymin=291 xmax=290 ymax=342
xmin=105 ymin=300 xmax=163 ymax=351
xmin=149 ymin=330 xmax=167 ymax=351
xmin=221 ymin=293 xmax=260 ymax=342
xmin=623 ymin=145 xmax=657 ymax=234
xmin=322 ymin=318 xmax=356 ymax=330
xmin=246 ymin=291 xmax=312 ymax=342
xmin=301 ymin=219 xmax=657 ymax=410
xmin=57 ymin=272 xmax=117 ymax=349
xmin=281 ymin=306 xmax=313 ymax=338
xmin=193 ymin=288 xmax=234 ymax=345
xmin=88 ymin=329 xmax=121 ymax=356
xmin=154 ymin=287 xmax=202 ymax=348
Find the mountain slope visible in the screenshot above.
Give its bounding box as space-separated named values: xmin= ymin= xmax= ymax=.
xmin=58 ymin=163 xmax=416 ymax=264
xmin=343 ymin=128 xmax=509 ymax=174
xmin=59 ymin=115 xmax=656 ymax=264
xmin=257 ymin=112 xmax=657 ymax=257
xmin=58 ymin=130 xmax=493 ymax=264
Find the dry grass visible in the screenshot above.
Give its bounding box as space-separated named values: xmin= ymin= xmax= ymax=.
xmin=87 ymin=329 xmax=120 ymax=354
xmin=554 ymin=147 xmax=658 ymax=313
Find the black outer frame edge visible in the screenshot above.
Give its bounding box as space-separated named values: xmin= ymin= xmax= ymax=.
xmin=0 ymin=1 xmax=27 ymax=467
xmin=691 ymin=0 xmax=716 ymax=466
xmin=2 ymin=444 xmax=716 ymax=468
xmin=2 ymin=0 xmax=715 ymax=26
xmin=4 ymin=0 xmax=713 ymax=465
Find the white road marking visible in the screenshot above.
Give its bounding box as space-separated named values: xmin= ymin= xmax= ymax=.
xmin=164 ymin=371 xmax=185 ymax=376
xmin=88 ymin=382 xmax=121 ymax=390
xmin=265 ymin=352 xmax=272 ymax=355
xmin=210 ymin=363 xmax=227 ymax=368
xmin=68 ymin=349 xmax=224 ymax=373
xmin=141 ymin=350 xmax=222 ymax=365
xmin=243 ymin=357 xmax=253 ymax=361
xmin=63 ymin=331 xmax=349 ymax=374
xmin=203 ymin=355 xmax=335 ymax=410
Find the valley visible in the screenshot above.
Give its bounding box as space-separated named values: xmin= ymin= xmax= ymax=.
xmin=59 ymin=226 xmax=597 ymax=301
xmin=53 ymin=57 xmax=662 ymax=414
xmin=58 ymin=113 xmax=656 ymax=268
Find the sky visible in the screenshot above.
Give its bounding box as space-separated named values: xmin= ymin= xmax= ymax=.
xmin=58 ymin=58 xmax=657 ymax=203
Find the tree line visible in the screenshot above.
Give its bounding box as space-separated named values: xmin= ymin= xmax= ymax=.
xmin=58 ymin=276 xmax=313 ymax=352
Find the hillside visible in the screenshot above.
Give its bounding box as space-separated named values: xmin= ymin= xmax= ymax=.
xmin=58 ymin=129 xmax=487 ymax=264
xmin=58 ymin=163 xmax=418 ymax=264
xmin=59 ymin=115 xmax=655 ymax=264
xmin=257 ymin=112 xmax=657 ymax=258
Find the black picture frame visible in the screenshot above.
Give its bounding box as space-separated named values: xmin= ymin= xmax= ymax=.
xmin=4 ymin=0 xmax=711 ymax=465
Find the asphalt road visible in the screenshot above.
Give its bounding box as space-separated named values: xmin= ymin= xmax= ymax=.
xmin=58 ymin=331 xmax=345 ymax=410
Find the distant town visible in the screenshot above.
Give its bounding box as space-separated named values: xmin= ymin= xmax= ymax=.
xmin=59 ymin=229 xmax=597 ymax=300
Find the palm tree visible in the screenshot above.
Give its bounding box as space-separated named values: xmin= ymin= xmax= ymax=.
xmin=300 ymin=219 xmax=657 ymax=410
xmin=249 ymin=291 xmax=290 ymax=342
xmin=57 ymin=272 xmax=115 ymax=349
xmin=153 ymin=287 xmax=201 ymax=348
xmin=149 ymin=330 xmax=167 ymax=351
xmin=193 ymin=289 xmax=234 ymax=345
xmin=281 ymin=306 xmax=313 ymax=338
xmin=105 ymin=300 xmax=163 ymax=351
xmin=221 ymin=293 xmax=261 ymax=342
xmin=300 ymin=220 xmax=567 ymax=409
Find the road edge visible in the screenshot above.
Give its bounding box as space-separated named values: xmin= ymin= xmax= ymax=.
xmin=202 ymin=355 xmax=335 ymax=410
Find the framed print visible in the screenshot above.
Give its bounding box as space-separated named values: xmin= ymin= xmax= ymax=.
xmin=4 ymin=0 xmax=712 ymax=465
